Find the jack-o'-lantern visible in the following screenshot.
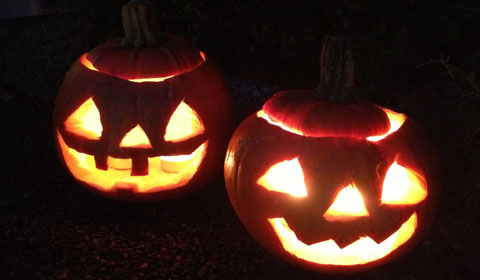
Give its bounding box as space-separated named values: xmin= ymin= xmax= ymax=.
xmin=224 ymin=37 xmax=439 ymax=273
xmin=53 ymin=1 xmax=233 ymax=200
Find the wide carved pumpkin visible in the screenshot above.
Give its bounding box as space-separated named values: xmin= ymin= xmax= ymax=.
xmin=53 ymin=1 xmax=233 ymax=200
xmin=224 ymin=37 xmax=439 ymax=273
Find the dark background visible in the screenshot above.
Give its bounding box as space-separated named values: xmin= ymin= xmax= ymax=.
xmin=1 ymin=0 xmax=479 ymax=279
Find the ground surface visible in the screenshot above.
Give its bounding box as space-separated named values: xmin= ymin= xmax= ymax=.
xmin=1 ymin=1 xmax=479 ymax=279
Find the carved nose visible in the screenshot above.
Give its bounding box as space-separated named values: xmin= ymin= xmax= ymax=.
xmin=322 ymin=184 xmax=370 ymax=222
xmin=119 ymin=124 xmax=152 ymax=149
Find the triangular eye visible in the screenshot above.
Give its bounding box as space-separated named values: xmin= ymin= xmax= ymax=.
xmin=381 ymin=162 xmax=427 ymax=205
xmin=119 ymin=125 xmax=152 ymax=148
xmin=323 ymin=184 xmax=369 ymax=221
xmin=257 ymin=158 xmax=307 ymax=197
xmin=164 ymin=101 xmax=205 ymax=142
xmin=65 ymin=97 xmax=102 ymax=140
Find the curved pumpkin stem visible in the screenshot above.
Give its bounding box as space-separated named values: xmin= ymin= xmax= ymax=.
xmin=121 ymin=0 xmax=161 ymax=48
xmin=314 ymin=36 xmax=357 ymax=103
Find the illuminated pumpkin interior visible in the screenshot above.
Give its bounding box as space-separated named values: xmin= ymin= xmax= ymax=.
xmin=257 ymin=107 xmax=407 ymax=141
xmin=381 ymin=162 xmax=427 ymax=205
xmin=164 ymin=101 xmax=205 ymax=142
xmin=367 ymin=108 xmax=406 ymax=142
xmin=58 ymin=99 xmax=208 ymax=193
xmin=80 ymin=53 xmax=173 ymax=82
xmin=66 ymin=99 xmax=204 ymax=145
xmin=259 ymin=158 xmax=427 ymax=265
xmin=65 ymin=98 xmax=102 ymax=140
xmin=57 ymin=132 xmax=207 ymax=192
xmin=120 ymin=125 xmax=152 ymax=148
xmin=269 ymin=212 xmax=417 ymax=265
xmin=80 ymin=52 xmax=207 ymax=83
xmin=323 ymin=184 xmax=370 ymax=221
xmin=257 ymin=110 xmax=303 ymax=136
xmin=257 ymin=158 xmax=307 ymax=197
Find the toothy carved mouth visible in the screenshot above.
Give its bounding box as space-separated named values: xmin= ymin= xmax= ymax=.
xmin=57 ymin=132 xmax=207 ymax=193
xmin=268 ymin=212 xmax=417 ymax=265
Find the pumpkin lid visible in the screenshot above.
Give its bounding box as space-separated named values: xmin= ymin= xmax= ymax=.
xmin=84 ymin=0 xmax=205 ymax=80
xmin=85 ymin=35 xmax=205 ymax=80
xmin=262 ymin=91 xmax=391 ymax=138
xmin=261 ymin=36 xmax=392 ymax=138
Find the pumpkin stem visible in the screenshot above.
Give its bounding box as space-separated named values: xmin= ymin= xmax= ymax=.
xmin=120 ymin=0 xmax=162 ymax=48
xmin=314 ymin=36 xmax=357 ymax=102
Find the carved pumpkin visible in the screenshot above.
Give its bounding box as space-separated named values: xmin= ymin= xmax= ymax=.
xmin=224 ymin=37 xmax=439 ymax=273
xmin=53 ymin=1 xmax=233 ymax=200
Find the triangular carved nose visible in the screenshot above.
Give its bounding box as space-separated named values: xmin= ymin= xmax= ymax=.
xmin=323 ymin=184 xmax=369 ymax=222
xmin=119 ymin=124 xmax=152 ymax=148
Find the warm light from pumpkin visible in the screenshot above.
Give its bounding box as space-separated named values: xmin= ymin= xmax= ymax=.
xmin=80 ymin=53 xmax=174 ymax=83
xmin=199 ymin=51 xmax=207 ymax=62
xmin=323 ymin=184 xmax=370 ymax=221
xmin=66 ymin=98 xmax=205 ymax=151
xmin=160 ymin=153 xmax=196 ymax=173
xmin=257 ymin=158 xmax=308 ymax=197
xmin=119 ymin=125 xmax=153 ymax=148
xmin=80 ymin=54 xmax=97 ymax=71
xmin=58 ymin=98 xmax=209 ymax=192
xmin=367 ymin=108 xmax=406 ymax=142
xmin=57 ymin=132 xmax=207 ymax=192
xmin=128 ymin=76 xmax=174 ymax=83
xmin=257 ymin=110 xmax=303 ymax=136
xmin=257 ymin=108 xmax=407 ymax=142
xmin=164 ymin=101 xmax=205 ymax=142
xmin=268 ymin=212 xmax=417 ymax=265
xmin=381 ymin=162 xmax=427 ymax=205
xmin=65 ymin=97 xmax=102 ymax=140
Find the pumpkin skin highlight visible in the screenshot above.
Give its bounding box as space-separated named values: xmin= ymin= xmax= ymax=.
xmin=54 ymin=19 xmax=233 ymax=201
xmin=224 ymin=37 xmax=439 ymax=273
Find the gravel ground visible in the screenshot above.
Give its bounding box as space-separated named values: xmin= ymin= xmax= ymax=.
xmin=1 ymin=78 xmax=478 ymax=279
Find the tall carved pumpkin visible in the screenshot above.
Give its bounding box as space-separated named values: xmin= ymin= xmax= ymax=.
xmin=53 ymin=1 xmax=233 ymax=200
xmin=224 ymin=37 xmax=439 ymax=273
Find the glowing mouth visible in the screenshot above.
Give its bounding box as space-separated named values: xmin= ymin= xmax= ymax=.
xmin=268 ymin=212 xmax=417 ymax=265
xmin=57 ymin=132 xmax=207 ymax=193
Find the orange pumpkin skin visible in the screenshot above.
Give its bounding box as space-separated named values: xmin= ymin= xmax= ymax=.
xmin=53 ymin=34 xmax=233 ymax=201
xmin=224 ymin=38 xmax=439 ymax=273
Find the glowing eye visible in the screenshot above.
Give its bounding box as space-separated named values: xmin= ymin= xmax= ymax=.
xmin=119 ymin=125 xmax=152 ymax=148
xmin=164 ymin=101 xmax=205 ymax=142
xmin=65 ymin=97 xmax=103 ymax=140
xmin=323 ymin=184 xmax=369 ymax=221
xmin=381 ymin=162 xmax=427 ymax=205
xmin=257 ymin=158 xmax=307 ymax=197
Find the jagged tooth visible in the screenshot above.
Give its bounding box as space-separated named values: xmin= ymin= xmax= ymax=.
xmin=296 ymin=231 xmax=331 ymax=245
xmin=332 ymin=233 xmax=362 ymax=249
xmin=281 ymin=215 xmax=331 ymax=245
xmin=131 ymin=155 xmax=149 ymax=176
xmin=94 ymin=154 xmax=108 ymax=171
xmin=368 ymin=226 xmax=397 ymax=244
